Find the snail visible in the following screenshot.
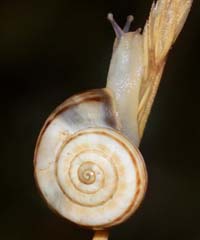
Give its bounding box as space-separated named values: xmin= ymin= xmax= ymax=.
xmin=34 ymin=0 xmax=193 ymax=239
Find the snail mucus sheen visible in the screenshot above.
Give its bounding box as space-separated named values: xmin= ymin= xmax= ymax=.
xmin=34 ymin=0 xmax=193 ymax=239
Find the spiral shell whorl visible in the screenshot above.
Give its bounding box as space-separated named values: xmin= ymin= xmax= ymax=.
xmin=56 ymin=129 xmax=120 ymax=208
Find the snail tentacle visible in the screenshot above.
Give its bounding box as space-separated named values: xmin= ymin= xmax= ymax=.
xmin=107 ymin=13 xmax=124 ymax=38
xmin=123 ymin=15 xmax=134 ymax=33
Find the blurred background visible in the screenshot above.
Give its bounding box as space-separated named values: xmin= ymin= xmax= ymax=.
xmin=1 ymin=0 xmax=200 ymax=239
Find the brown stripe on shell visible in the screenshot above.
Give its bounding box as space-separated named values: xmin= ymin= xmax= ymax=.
xmin=101 ymin=169 xmax=147 ymax=229
xmin=85 ymin=130 xmax=147 ymax=229
xmin=101 ymin=144 xmax=148 ymax=228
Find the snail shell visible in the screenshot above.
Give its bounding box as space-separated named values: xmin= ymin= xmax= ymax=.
xmin=34 ymin=89 xmax=147 ymax=229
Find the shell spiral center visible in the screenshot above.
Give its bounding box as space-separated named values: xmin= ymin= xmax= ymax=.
xmin=78 ymin=162 xmax=99 ymax=185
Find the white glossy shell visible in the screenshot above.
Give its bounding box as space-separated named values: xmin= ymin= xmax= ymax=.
xmin=34 ymin=89 xmax=147 ymax=229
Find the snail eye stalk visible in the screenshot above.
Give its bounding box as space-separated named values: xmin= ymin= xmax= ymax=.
xmin=123 ymin=15 xmax=134 ymax=32
xmin=107 ymin=13 xmax=124 ymax=38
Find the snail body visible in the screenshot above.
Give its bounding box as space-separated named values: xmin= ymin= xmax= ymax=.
xmin=34 ymin=0 xmax=193 ymax=237
xmin=106 ymin=28 xmax=144 ymax=145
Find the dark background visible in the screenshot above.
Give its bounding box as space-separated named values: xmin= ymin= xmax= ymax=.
xmin=1 ymin=0 xmax=200 ymax=239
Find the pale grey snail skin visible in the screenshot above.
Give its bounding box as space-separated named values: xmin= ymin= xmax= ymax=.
xmin=34 ymin=89 xmax=147 ymax=229
xmin=34 ymin=0 xmax=193 ymax=233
